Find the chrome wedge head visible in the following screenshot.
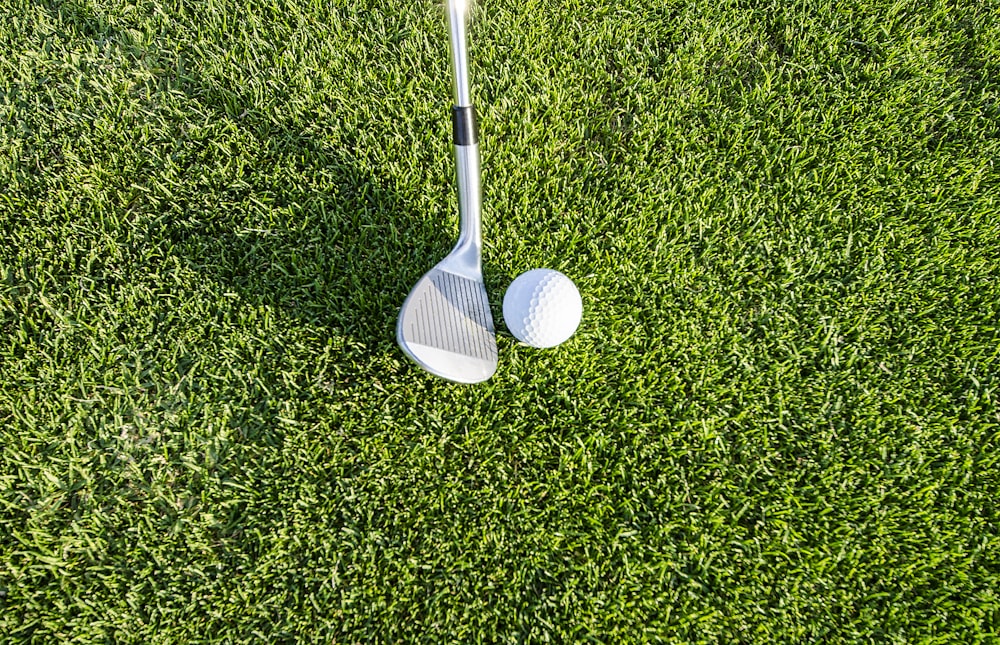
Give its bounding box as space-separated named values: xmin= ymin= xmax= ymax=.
xmin=397 ymin=260 xmax=497 ymax=384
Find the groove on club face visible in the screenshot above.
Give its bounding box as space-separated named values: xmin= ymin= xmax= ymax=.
xmin=398 ymin=268 xmax=498 ymax=383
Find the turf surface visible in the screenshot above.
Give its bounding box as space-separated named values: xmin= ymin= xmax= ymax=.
xmin=2 ymin=0 xmax=999 ymax=641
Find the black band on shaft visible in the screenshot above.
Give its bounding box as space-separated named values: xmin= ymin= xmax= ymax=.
xmin=452 ymin=106 xmax=478 ymax=146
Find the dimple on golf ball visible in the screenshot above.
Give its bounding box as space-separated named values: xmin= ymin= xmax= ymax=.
xmin=502 ymin=269 xmax=582 ymax=348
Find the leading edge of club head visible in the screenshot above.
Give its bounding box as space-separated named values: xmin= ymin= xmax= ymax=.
xmin=397 ymin=257 xmax=498 ymax=384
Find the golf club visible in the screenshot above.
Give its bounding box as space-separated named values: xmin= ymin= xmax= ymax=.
xmin=396 ymin=0 xmax=498 ymax=383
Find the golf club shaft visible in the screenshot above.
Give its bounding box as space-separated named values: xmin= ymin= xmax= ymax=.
xmin=447 ymin=0 xmax=473 ymax=107
xmin=447 ymin=0 xmax=482 ymax=264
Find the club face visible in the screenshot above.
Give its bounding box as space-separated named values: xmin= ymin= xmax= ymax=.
xmin=397 ymin=260 xmax=497 ymax=383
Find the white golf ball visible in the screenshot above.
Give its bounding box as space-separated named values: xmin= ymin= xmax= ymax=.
xmin=502 ymin=268 xmax=582 ymax=348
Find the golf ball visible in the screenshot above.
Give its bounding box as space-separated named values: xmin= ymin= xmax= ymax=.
xmin=502 ymin=268 xmax=582 ymax=348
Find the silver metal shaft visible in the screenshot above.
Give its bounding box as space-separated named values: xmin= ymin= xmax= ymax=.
xmin=446 ymin=0 xmax=482 ymax=275
xmin=447 ymin=0 xmax=473 ymax=107
xmin=453 ymin=144 xmax=482 ymax=273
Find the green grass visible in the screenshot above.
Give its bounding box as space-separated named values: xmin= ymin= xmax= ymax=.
xmin=2 ymin=0 xmax=999 ymax=641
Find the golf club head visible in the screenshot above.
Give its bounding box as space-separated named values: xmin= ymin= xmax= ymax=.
xmin=397 ymin=252 xmax=497 ymax=383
